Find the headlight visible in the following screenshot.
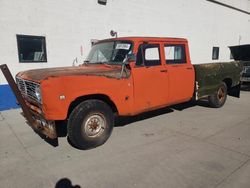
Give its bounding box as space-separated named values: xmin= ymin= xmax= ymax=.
xmin=35 ymin=86 xmax=42 ymax=103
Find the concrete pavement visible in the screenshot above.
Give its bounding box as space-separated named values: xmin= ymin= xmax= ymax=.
xmin=0 ymin=89 xmax=250 ymax=188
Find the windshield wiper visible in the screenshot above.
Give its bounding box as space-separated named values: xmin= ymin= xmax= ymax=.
xmin=95 ymin=61 xmax=113 ymax=68
xmin=83 ymin=61 xmax=114 ymax=67
xmin=83 ymin=60 xmax=90 ymax=65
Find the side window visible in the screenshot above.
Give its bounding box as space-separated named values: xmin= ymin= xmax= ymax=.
xmin=145 ymin=47 xmax=160 ymax=61
xmin=164 ymin=44 xmax=186 ymax=64
xmin=136 ymin=44 xmax=161 ymax=66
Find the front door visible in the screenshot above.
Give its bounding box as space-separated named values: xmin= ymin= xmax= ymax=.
xmin=132 ymin=43 xmax=169 ymax=113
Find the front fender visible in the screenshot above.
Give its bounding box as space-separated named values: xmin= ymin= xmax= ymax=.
xmin=41 ymin=76 xmax=133 ymax=120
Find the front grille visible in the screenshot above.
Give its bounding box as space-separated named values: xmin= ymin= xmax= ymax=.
xmin=16 ymin=77 xmax=40 ymax=103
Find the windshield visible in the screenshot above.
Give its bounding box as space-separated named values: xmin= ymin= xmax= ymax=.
xmin=85 ymin=41 xmax=133 ymax=64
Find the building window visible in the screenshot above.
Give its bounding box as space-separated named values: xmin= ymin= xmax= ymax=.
xmin=212 ymin=47 xmax=219 ymax=60
xmin=98 ymin=0 xmax=107 ymax=5
xmin=17 ymin=35 xmax=47 ymax=63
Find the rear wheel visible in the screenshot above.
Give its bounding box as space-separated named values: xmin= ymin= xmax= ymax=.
xmin=68 ymin=100 xmax=114 ymax=150
xmin=208 ymin=82 xmax=227 ymax=108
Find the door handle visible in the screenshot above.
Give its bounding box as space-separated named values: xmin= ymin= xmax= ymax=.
xmin=160 ymin=69 xmax=168 ymax=73
xmin=186 ymin=67 xmax=193 ymax=70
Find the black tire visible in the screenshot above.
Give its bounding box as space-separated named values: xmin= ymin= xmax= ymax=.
xmin=208 ymin=82 xmax=227 ymax=108
xmin=68 ymin=99 xmax=114 ymax=150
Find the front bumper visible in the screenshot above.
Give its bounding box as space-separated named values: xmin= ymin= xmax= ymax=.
xmin=0 ymin=64 xmax=57 ymax=140
xmin=21 ymin=110 xmax=57 ymax=139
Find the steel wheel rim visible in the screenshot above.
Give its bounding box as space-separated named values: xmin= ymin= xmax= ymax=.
xmin=84 ymin=113 xmax=106 ymax=137
xmin=217 ymin=87 xmax=226 ymax=102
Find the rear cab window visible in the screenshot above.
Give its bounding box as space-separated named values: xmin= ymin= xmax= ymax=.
xmin=164 ymin=44 xmax=186 ymax=64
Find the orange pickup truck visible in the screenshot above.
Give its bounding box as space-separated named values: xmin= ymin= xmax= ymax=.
xmin=0 ymin=37 xmax=242 ymax=149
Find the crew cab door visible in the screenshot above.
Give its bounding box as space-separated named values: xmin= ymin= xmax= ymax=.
xmin=163 ymin=43 xmax=195 ymax=103
xmin=132 ymin=43 xmax=169 ymax=113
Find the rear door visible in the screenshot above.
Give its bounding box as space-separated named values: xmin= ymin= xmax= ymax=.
xmin=132 ymin=42 xmax=169 ymax=113
xmin=163 ymin=43 xmax=195 ymax=104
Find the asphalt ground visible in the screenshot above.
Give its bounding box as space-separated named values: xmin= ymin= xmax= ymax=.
xmin=0 ymin=86 xmax=250 ymax=188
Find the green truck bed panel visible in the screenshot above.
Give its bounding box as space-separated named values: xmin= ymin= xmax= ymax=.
xmin=194 ymin=62 xmax=242 ymax=99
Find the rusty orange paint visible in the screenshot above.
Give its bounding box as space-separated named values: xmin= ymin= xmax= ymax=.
xmin=16 ymin=37 xmax=195 ymax=121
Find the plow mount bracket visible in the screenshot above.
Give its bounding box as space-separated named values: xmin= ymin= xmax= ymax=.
xmin=0 ymin=64 xmax=57 ymax=139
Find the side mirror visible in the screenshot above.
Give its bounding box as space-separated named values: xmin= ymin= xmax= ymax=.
xmin=120 ymin=54 xmax=136 ymax=78
xmin=124 ymin=54 xmax=136 ymax=63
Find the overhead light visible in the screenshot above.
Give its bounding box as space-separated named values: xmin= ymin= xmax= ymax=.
xmin=98 ymin=0 xmax=107 ymax=5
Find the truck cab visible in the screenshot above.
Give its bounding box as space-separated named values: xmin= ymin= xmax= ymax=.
xmin=130 ymin=38 xmax=195 ymax=113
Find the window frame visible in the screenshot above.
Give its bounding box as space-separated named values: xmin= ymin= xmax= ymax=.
xmin=164 ymin=44 xmax=187 ymax=64
xmin=136 ymin=44 xmax=162 ymax=67
xmin=16 ymin=34 xmax=48 ymax=63
xmin=212 ymin=47 xmax=220 ymax=60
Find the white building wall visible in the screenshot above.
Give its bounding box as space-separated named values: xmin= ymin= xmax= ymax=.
xmin=0 ymin=0 xmax=250 ymax=85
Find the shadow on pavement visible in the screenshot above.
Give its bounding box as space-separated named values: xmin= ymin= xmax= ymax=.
xmin=58 ymin=99 xmax=211 ymax=149
xmin=115 ymin=99 xmax=210 ymax=127
xmin=115 ymin=107 xmax=174 ymax=127
xmin=55 ymin=99 xmax=211 ymax=134
xmin=55 ymin=178 xmax=81 ymax=188
xmin=36 ymin=131 xmax=59 ymax=147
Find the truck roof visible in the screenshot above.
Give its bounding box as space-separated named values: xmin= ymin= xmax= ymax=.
xmin=98 ymin=37 xmax=188 ymax=43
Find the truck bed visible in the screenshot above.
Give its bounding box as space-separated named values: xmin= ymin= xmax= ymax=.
xmin=194 ymin=61 xmax=242 ymax=99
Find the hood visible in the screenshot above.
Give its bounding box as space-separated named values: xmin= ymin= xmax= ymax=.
xmin=17 ymin=64 xmax=127 ymax=82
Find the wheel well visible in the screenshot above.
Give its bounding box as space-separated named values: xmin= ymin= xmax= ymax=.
xmin=223 ymin=78 xmax=232 ymax=89
xmin=67 ymin=94 xmax=118 ymax=118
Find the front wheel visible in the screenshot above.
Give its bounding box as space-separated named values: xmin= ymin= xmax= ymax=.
xmin=68 ymin=100 xmax=114 ymax=150
xmin=208 ymin=82 xmax=227 ymax=108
